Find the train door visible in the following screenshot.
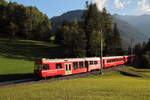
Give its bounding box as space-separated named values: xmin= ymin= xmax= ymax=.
xmin=85 ymin=61 xmax=89 ymax=71
xmin=65 ymin=63 xmax=72 ymax=75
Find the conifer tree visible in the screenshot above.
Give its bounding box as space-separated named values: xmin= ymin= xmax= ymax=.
xmin=82 ymin=3 xmax=102 ymax=57
xmin=101 ymin=8 xmax=114 ymax=56
xmin=146 ymin=38 xmax=150 ymax=51
xmin=112 ymin=23 xmax=123 ymax=55
xmin=60 ymin=20 xmax=86 ymax=57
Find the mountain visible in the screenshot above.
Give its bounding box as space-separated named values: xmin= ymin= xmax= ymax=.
xmin=51 ymin=10 xmax=84 ymax=34
xmin=51 ymin=10 xmax=149 ymax=48
xmin=113 ymin=15 xmax=148 ymax=48
xmin=115 ymin=14 xmax=150 ymax=38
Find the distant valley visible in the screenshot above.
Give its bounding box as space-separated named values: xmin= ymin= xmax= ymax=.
xmin=51 ymin=10 xmax=150 ymax=48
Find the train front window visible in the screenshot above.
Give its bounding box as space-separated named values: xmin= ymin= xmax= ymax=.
xmin=43 ymin=64 xmax=49 ymax=70
xmin=34 ymin=64 xmax=42 ymax=70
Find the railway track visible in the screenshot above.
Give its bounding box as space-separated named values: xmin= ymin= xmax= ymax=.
xmin=0 ymin=65 xmax=126 ymax=87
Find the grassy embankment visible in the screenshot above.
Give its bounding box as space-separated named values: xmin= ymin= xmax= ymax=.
xmin=0 ymin=67 xmax=150 ymax=100
xmin=0 ymin=38 xmax=63 ymax=74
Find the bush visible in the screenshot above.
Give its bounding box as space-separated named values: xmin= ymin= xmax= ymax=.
xmin=142 ymin=51 xmax=150 ymax=68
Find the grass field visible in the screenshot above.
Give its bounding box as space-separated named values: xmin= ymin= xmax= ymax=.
xmin=0 ymin=38 xmax=64 ymax=74
xmin=0 ymin=69 xmax=150 ymax=100
xmin=0 ymin=38 xmax=150 ymax=100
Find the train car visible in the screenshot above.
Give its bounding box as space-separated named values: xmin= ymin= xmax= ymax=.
xmin=34 ymin=57 xmax=101 ymax=78
xmin=103 ymin=56 xmax=126 ymax=68
xmin=34 ymin=55 xmax=134 ymax=78
xmin=127 ymin=55 xmax=135 ymax=64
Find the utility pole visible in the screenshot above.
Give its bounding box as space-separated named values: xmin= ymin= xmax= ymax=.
xmin=131 ymin=39 xmax=133 ymax=55
xmin=100 ymin=30 xmax=103 ymax=75
xmin=130 ymin=39 xmax=134 ymax=63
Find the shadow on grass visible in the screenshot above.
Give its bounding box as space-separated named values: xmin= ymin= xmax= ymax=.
xmin=0 ymin=38 xmax=65 ymax=61
xmin=119 ymin=70 xmax=142 ymax=77
xmin=0 ymin=73 xmax=35 ymax=82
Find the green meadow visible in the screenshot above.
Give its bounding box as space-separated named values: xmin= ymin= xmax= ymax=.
xmin=0 ymin=69 xmax=150 ymax=100
xmin=0 ymin=38 xmax=150 ymax=100
xmin=0 ymin=38 xmax=63 ymax=74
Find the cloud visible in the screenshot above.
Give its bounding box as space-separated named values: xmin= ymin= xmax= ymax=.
xmin=114 ymin=0 xmax=124 ymax=8
xmin=114 ymin=0 xmax=131 ymax=9
xmin=92 ymin=0 xmax=107 ymax=11
xmin=124 ymin=0 xmax=132 ymax=5
xmin=137 ymin=0 xmax=150 ymax=14
xmin=92 ymin=0 xmax=132 ymax=11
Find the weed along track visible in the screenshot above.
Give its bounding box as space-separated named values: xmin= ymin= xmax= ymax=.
xmin=0 ymin=65 xmax=126 ymax=87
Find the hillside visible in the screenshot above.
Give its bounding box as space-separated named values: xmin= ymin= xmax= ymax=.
xmin=51 ymin=10 xmax=84 ymax=34
xmin=116 ymin=14 xmax=150 ymax=38
xmin=113 ymin=15 xmax=148 ymax=47
xmin=0 ymin=38 xmax=64 ymax=74
xmin=51 ymin=10 xmax=149 ymax=48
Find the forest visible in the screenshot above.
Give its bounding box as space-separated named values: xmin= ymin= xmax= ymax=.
xmin=0 ymin=0 xmax=51 ymax=41
xmin=0 ymin=0 xmax=149 ymax=68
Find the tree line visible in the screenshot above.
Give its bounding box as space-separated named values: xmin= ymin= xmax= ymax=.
xmin=133 ymin=39 xmax=150 ymax=68
xmin=55 ymin=3 xmax=123 ymax=57
xmin=0 ymin=0 xmax=51 ymax=41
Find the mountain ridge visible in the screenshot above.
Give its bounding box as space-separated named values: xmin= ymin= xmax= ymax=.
xmin=51 ymin=10 xmax=149 ymax=48
xmin=115 ymin=14 xmax=150 ymax=38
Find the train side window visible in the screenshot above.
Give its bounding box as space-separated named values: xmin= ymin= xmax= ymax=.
xmin=43 ymin=64 xmax=49 ymax=70
xmin=56 ymin=63 xmax=62 ymax=69
xmin=107 ymin=60 xmax=110 ymax=63
xmin=73 ymin=62 xmax=78 ymax=70
xmin=69 ymin=64 xmax=71 ymax=70
xmin=94 ymin=61 xmax=98 ymax=64
xmin=90 ymin=61 xmax=93 ymax=65
xmin=79 ymin=62 xmax=84 ymax=68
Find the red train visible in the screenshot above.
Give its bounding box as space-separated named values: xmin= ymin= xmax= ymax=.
xmin=34 ymin=55 xmax=134 ymax=78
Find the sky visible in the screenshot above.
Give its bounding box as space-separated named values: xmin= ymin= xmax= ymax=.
xmin=6 ymin=0 xmax=150 ymax=18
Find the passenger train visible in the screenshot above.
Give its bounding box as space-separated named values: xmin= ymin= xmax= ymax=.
xmin=34 ymin=55 xmax=134 ymax=78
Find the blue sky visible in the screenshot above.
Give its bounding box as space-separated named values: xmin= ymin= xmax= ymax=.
xmin=6 ymin=0 xmax=150 ymax=18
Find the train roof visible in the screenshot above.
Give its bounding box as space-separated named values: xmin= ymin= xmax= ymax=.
xmin=39 ymin=55 xmax=134 ymax=63
xmin=41 ymin=57 xmax=100 ymax=63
